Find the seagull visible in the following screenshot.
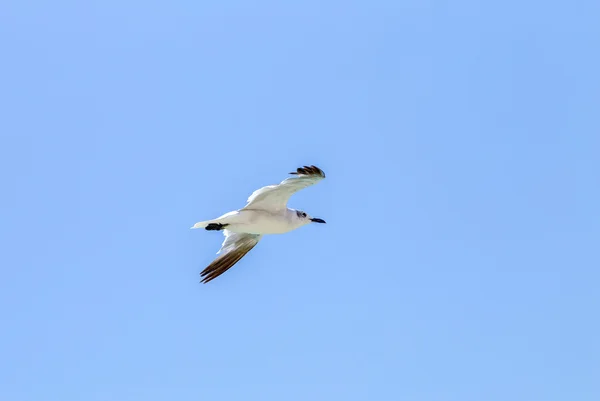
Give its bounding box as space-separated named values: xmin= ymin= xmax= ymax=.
xmin=191 ymin=165 xmax=327 ymax=283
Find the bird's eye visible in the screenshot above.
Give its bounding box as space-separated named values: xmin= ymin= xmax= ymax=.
xmin=302 ymin=212 xmax=307 ymax=217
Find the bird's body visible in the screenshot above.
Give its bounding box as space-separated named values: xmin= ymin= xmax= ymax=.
xmin=191 ymin=165 xmax=327 ymax=283
xmin=193 ymin=209 xmax=305 ymax=235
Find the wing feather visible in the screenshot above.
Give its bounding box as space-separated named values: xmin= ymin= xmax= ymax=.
xmin=243 ymin=165 xmax=326 ymax=211
xmin=200 ymin=231 xmax=261 ymax=283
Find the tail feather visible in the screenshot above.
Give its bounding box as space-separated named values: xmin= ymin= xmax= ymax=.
xmin=190 ymin=220 xmax=212 ymax=229
xmin=191 ymin=211 xmax=238 ymax=230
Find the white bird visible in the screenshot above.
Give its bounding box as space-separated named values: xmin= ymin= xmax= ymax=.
xmin=191 ymin=165 xmax=327 ymax=283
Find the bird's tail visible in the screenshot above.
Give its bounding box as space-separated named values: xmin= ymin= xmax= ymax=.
xmin=190 ymin=220 xmax=213 ymax=229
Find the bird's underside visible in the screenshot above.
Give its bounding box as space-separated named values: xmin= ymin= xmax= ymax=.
xmin=193 ymin=165 xmax=326 ymax=284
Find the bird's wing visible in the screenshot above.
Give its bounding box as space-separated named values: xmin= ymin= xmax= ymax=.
xmin=242 ymin=165 xmax=326 ymax=211
xmin=200 ymin=230 xmax=262 ymax=284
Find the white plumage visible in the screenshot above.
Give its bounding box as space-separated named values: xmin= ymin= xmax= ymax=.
xmin=191 ymin=165 xmax=327 ymax=283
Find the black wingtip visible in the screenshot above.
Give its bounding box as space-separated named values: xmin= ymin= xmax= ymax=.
xmin=289 ymin=165 xmax=325 ymax=177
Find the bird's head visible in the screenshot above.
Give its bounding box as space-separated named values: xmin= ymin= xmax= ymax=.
xmin=295 ymin=209 xmax=326 ymax=225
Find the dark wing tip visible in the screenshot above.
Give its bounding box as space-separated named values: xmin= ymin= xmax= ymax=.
xmin=289 ymin=165 xmax=326 ymax=178
xmin=200 ymin=241 xmax=258 ymax=284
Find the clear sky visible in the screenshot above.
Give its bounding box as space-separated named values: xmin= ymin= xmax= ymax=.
xmin=1 ymin=1 xmax=599 ymax=400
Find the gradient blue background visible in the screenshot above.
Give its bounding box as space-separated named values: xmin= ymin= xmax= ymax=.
xmin=1 ymin=1 xmax=599 ymax=400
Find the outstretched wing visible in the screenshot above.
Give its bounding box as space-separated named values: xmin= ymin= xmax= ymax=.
xmin=200 ymin=230 xmax=262 ymax=284
xmin=243 ymin=165 xmax=326 ymax=211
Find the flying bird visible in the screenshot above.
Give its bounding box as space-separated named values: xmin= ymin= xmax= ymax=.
xmin=191 ymin=165 xmax=327 ymax=283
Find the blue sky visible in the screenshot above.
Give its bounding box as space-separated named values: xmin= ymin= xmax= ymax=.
xmin=1 ymin=1 xmax=599 ymax=400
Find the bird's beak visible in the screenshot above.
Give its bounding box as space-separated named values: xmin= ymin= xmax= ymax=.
xmin=310 ymin=217 xmax=326 ymax=224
